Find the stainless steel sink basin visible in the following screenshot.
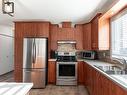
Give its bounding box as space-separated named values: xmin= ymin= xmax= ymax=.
xmin=94 ymin=65 xmax=127 ymax=75
xmin=105 ymin=70 xmax=126 ymax=75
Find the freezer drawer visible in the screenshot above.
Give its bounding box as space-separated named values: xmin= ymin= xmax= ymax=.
xmin=23 ymin=69 xmax=46 ymax=88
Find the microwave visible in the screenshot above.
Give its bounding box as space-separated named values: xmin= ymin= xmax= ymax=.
xmin=82 ymin=51 xmax=96 ymax=60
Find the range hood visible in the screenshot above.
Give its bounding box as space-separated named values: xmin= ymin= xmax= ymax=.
xmin=57 ymin=41 xmax=76 ymax=44
xmin=57 ymin=40 xmax=76 ymax=52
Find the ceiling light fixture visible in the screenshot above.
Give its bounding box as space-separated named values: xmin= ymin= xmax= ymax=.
xmin=2 ymin=0 xmax=14 ymax=17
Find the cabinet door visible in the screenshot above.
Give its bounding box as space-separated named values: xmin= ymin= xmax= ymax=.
xmin=37 ymin=23 xmax=49 ymax=37
xmin=23 ymin=22 xmax=38 ymax=37
xmin=83 ymin=62 xmax=87 ymax=85
xmin=0 ymin=35 xmax=7 ymax=75
xmin=91 ymin=17 xmax=99 ymax=50
xmin=91 ymin=14 xmax=109 ymax=50
xmin=83 ymin=23 xmax=91 ymax=50
xmin=0 ymin=35 xmax=14 ymax=75
xmin=109 ymin=81 xmax=127 ymax=95
xmin=48 ymin=61 xmax=56 ymax=84
xmin=6 ymin=36 xmax=14 ymax=72
xmin=78 ymin=61 xmax=85 ymax=84
xmin=98 ymin=18 xmax=110 ymax=50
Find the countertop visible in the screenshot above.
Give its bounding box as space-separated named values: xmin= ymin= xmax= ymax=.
xmin=48 ymin=59 xmax=57 ymax=61
xmin=0 ymin=82 xmax=33 ymax=95
xmin=84 ymin=59 xmax=127 ymax=91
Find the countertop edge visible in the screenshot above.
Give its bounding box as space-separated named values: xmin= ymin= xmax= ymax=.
xmin=0 ymin=83 xmax=33 ymax=95
xmin=48 ymin=59 xmax=57 ymax=61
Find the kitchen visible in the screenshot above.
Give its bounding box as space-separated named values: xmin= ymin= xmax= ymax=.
xmin=0 ymin=0 xmax=127 ymax=95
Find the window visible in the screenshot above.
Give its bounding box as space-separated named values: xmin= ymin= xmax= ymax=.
xmin=111 ymin=8 xmax=127 ymax=59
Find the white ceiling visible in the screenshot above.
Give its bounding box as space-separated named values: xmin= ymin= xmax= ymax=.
xmin=0 ymin=0 xmax=118 ymax=26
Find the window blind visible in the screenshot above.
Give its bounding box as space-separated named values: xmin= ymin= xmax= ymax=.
xmin=111 ymin=8 xmax=127 ymax=59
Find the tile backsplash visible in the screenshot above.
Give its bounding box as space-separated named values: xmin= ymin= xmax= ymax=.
xmin=57 ymin=43 xmax=76 ymax=52
xmin=96 ymin=50 xmax=114 ymax=63
xmin=97 ymin=50 xmax=110 ymax=60
xmin=96 ymin=50 xmax=122 ymax=65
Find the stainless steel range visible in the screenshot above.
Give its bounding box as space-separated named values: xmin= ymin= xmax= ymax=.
xmin=56 ymin=51 xmax=77 ymax=85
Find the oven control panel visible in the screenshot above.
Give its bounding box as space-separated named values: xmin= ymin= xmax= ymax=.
xmin=58 ymin=52 xmax=76 ymax=56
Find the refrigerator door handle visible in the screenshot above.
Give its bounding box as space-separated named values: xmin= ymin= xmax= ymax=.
xmin=24 ymin=69 xmax=45 ymax=72
xmin=32 ymin=40 xmax=34 ymax=63
xmin=32 ymin=39 xmax=35 ymax=63
xmin=25 ymin=70 xmax=32 ymax=72
xmin=34 ymin=41 xmax=36 ymax=62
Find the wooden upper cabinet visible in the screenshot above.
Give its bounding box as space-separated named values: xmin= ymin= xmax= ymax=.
xmin=15 ymin=22 xmax=50 ymax=37
xmin=98 ymin=17 xmax=110 ymax=50
xmin=75 ymin=25 xmax=84 ymax=50
xmin=91 ymin=14 xmax=110 ymax=50
xmin=37 ymin=22 xmax=50 ymax=37
xmin=83 ymin=23 xmax=91 ymax=50
xmin=15 ymin=22 xmax=37 ymax=37
xmin=91 ymin=16 xmax=99 ymax=50
xmin=83 ymin=13 xmax=109 ymax=50
xmin=90 ymin=0 xmax=127 ymax=50
xmin=50 ymin=24 xmax=84 ymax=50
xmin=62 ymin=22 xmax=72 ymax=28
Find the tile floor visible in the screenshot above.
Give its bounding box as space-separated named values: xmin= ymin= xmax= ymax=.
xmin=30 ymin=85 xmax=89 ymax=95
xmin=0 ymin=71 xmax=14 ymax=82
xmin=0 ymin=72 xmax=89 ymax=95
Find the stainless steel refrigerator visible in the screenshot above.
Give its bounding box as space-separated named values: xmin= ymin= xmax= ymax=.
xmin=23 ymin=38 xmax=48 ymax=88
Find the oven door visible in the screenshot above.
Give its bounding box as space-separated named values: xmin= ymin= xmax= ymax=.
xmin=57 ymin=62 xmax=77 ymax=79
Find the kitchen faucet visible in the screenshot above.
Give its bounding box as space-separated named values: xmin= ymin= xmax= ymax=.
xmin=112 ymin=57 xmax=127 ymax=71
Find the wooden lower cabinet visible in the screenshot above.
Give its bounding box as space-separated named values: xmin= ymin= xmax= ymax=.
xmin=78 ymin=61 xmax=85 ymax=84
xmin=84 ymin=62 xmax=127 ymax=95
xmin=48 ymin=61 xmax=56 ymax=84
xmin=85 ymin=63 xmax=93 ymax=95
